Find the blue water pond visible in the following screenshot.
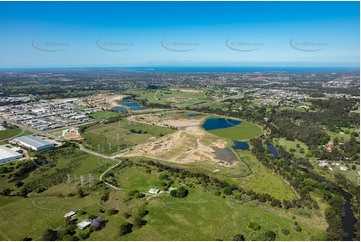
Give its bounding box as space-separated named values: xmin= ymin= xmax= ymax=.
xmin=267 ymin=143 xmax=279 ymax=159
xmin=202 ymin=118 xmax=241 ymax=131
xmin=232 ymin=141 xmax=249 ymax=150
xmin=119 ymin=99 xmax=144 ymax=111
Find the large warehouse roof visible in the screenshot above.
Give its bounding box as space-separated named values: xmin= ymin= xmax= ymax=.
xmin=13 ymin=135 xmax=54 ymax=150
xmin=0 ymin=145 xmax=22 ymax=164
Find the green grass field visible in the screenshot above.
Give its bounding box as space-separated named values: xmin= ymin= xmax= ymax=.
xmin=100 ymin=187 xmax=325 ymax=241
xmin=0 ymin=151 xmax=326 ymax=241
xmin=83 ymin=119 xmax=175 ymax=155
xmin=125 ymin=88 xmax=213 ymax=107
xmin=98 ymin=162 xmax=325 ymax=240
xmin=326 ymin=127 xmax=359 ymax=142
xmin=233 ymin=150 xmax=298 ymax=201
xmin=115 ymin=166 xmax=164 ymax=192
xmin=273 ymin=138 xmax=310 ymax=158
xmin=206 ymin=120 xmax=263 ymax=141
xmin=0 ymin=146 xmax=117 ymax=240
xmin=88 ymin=111 xmax=121 ymax=120
xmin=135 ymin=191 xmax=326 ymax=241
xmin=0 ymin=128 xmax=24 ymax=140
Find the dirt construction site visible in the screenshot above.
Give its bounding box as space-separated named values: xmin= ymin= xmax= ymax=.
xmin=118 ymin=111 xmax=237 ymax=166
xmin=78 ymin=93 xmax=127 ymax=109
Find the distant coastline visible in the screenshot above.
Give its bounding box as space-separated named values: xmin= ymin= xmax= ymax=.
xmin=0 ymin=66 xmax=359 ymax=73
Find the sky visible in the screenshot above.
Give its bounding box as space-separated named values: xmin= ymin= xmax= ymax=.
xmin=0 ymin=1 xmax=359 ymax=68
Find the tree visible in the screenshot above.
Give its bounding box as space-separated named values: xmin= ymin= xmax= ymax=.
xmin=42 ymin=229 xmax=58 ymax=241
xmin=264 ymin=230 xmax=276 ymax=241
xmin=78 ymin=187 xmax=85 ymax=198
xmin=119 ymin=222 xmax=133 ymax=236
xmin=107 ymin=209 xmax=119 ymax=216
xmin=248 ymin=222 xmax=261 ymax=231
xmin=170 ymin=187 xmax=189 ymax=198
xmin=281 ymin=229 xmax=290 ymax=235
xmin=137 ymin=208 xmax=149 ymax=218
xmin=78 ymin=231 xmax=90 ymax=240
xmin=232 ymin=233 xmax=245 ymax=241
xmin=1 ymin=188 xmax=12 ymax=196
xmin=133 ymin=217 xmax=147 ymax=228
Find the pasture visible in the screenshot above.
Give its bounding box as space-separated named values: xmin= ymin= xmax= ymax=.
xmin=83 ymin=119 xmax=174 ymax=155
xmin=88 ymin=111 xmax=121 ymax=120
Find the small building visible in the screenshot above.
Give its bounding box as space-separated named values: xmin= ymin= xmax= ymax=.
xmin=148 ymin=188 xmax=160 ymax=194
xmin=12 ymin=135 xmax=55 ymax=151
xmin=64 ymin=211 xmax=76 ymax=219
xmin=340 ymin=166 xmax=349 ymax=171
xmin=0 ymin=145 xmax=23 ymax=164
xmin=325 ymin=141 xmax=334 ymax=152
xmin=319 ymin=160 xmax=328 ymax=167
xmin=77 ymin=219 xmax=92 ymax=230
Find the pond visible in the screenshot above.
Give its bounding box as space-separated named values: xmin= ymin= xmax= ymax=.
xmin=119 ymin=99 xmax=144 ymax=111
xmin=112 ymin=106 xmax=128 ymax=113
xmin=188 ymin=113 xmax=199 ymax=117
xmin=267 ymin=143 xmax=279 ymax=159
xmin=342 ymin=191 xmax=356 ymax=240
xmin=202 ymin=118 xmax=241 ymax=131
xmin=232 ymin=141 xmax=249 ymax=150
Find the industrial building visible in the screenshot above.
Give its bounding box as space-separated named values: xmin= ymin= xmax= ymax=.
xmin=12 ymin=135 xmax=55 ymax=151
xmin=0 ymin=145 xmax=23 ymax=164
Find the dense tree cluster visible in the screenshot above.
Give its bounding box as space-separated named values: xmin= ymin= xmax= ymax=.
xmin=249 ymin=137 xmax=359 ymax=240
xmin=170 ymin=186 xmax=188 ymax=198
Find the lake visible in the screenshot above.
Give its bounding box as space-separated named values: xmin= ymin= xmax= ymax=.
xmin=267 ymin=143 xmax=279 ymax=159
xmin=188 ymin=113 xmax=199 ymax=117
xmin=232 ymin=141 xmax=249 ymax=150
xmin=119 ymin=99 xmax=144 ymax=111
xmin=112 ymin=106 xmax=128 ymax=113
xmin=202 ymin=118 xmax=241 ymax=131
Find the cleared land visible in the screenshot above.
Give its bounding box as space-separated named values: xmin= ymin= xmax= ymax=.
xmin=78 ymin=93 xmax=128 ymax=109
xmin=121 ymin=111 xmax=237 ymax=166
xmin=119 ymin=111 xmax=295 ymax=201
xmin=125 ymin=88 xmax=217 ymax=107
xmin=273 ymin=138 xmax=310 ymax=158
xmin=83 ymin=119 xmax=174 ymax=155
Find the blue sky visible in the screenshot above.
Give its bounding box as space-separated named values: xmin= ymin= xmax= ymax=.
xmin=0 ymin=1 xmax=359 ymax=68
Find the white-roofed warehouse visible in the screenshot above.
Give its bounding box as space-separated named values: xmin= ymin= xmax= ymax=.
xmin=12 ymin=135 xmax=55 ymax=151
xmin=0 ymin=145 xmax=23 ymax=164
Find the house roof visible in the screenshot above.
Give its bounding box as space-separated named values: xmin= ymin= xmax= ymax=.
xmin=64 ymin=211 xmax=76 ymax=218
xmin=148 ymin=188 xmax=160 ymax=194
xmin=77 ymin=219 xmax=92 ymax=229
xmin=91 ymin=217 xmax=103 ymax=227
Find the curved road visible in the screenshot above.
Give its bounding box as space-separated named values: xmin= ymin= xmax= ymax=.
xmin=78 ymin=144 xmax=123 ymax=190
